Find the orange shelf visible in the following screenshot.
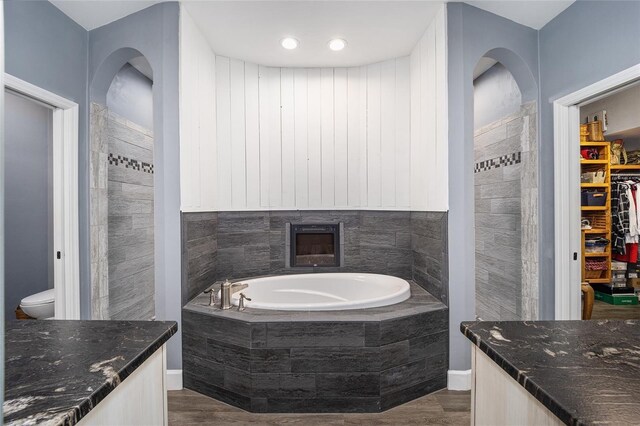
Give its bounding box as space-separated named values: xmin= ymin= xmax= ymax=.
xmin=581 ymin=206 xmax=608 ymax=211
xmin=610 ymin=164 xmax=640 ymax=170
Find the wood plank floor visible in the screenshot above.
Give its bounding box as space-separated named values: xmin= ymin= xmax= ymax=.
xmin=168 ymin=389 xmax=471 ymax=425
xmin=591 ymin=299 xmax=640 ymax=320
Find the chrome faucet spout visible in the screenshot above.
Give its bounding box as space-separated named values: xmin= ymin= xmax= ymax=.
xmin=220 ymin=279 xmax=247 ymax=310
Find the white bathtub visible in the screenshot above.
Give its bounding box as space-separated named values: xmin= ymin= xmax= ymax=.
xmin=227 ymin=273 xmax=411 ymax=311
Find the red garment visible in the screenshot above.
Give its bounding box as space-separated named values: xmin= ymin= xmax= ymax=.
xmin=614 ymin=243 xmax=638 ymax=263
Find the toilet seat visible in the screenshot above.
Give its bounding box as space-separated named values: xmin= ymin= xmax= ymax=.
xmin=21 ymin=289 xmax=55 ymax=307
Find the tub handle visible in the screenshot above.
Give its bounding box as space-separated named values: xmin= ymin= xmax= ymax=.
xmin=238 ymin=293 xmax=252 ymax=311
xmin=203 ymin=289 xmax=216 ymax=306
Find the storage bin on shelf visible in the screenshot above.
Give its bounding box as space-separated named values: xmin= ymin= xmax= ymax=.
xmin=581 ymin=190 xmax=607 ymax=206
xmin=581 ymin=170 xmax=606 ymax=183
xmin=585 ymin=237 xmax=609 ymax=253
xmin=585 ymin=259 xmax=608 ymax=279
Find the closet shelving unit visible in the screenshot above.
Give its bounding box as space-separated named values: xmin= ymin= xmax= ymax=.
xmin=580 ymin=141 xmax=612 ymax=284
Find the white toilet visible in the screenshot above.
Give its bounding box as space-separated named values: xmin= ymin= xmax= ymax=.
xmin=20 ymin=289 xmax=55 ymax=319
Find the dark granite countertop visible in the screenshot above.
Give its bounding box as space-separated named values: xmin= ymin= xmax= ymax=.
xmin=4 ymin=320 xmax=177 ymax=426
xmin=461 ymin=320 xmax=640 ymax=426
xmin=184 ymin=280 xmax=447 ymax=322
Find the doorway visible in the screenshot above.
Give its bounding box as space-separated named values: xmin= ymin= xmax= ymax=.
xmin=3 ymin=74 xmax=80 ymax=320
xmin=554 ymin=64 xmax=640 ymax=320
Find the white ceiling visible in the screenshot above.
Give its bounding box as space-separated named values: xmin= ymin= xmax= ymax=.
xmin=49 ymin=0 xmax=576 ymax=67
xmin=466 ymin=0 xmax=575 ymax=30
xmin=182 ymin=1 xmax=442 ymax=68
xmin=50 ymin=0 xmax=161 ymax=30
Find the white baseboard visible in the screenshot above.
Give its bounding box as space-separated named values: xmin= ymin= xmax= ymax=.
xmin=166 ymin=369 xmax=183 ymax=390
xmin=447 ymin=369 xmax=472 ymax=390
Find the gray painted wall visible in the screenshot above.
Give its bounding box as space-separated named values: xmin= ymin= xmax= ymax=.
xmin=106 ymin=63 xmax=153 ymax=130
xmin=538 ymin=1 xmax=640 ymax=319
xmin=473 ymin=63 xmax=522 ymax=130
xmin=88 ymin=2 xmax=181 ymax=369
xmin=4 ymin=91 xmax=53 ymax=321
xmin=447 ymin=2 xmax=539 ymax=371
xmin=4 ymin=0 xmax=91 ymax=319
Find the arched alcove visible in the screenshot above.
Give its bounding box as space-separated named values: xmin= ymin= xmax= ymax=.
xmin=472 ymin=48 xmax=539 ymax=321
xmin=88 ymin=47 xmax=156 ymax=320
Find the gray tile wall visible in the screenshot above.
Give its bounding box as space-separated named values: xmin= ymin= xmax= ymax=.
xmin=106 ymin=111 xmax=155 ymax=320
xmin=181 ymin=212 xmax=218 ymax=305
xmin=89 ymin=103 xmax=109 ymax=319
xmin=473 ymin=101 xmax=538 ymax=320
xmin=181 ymin=210 xmax=449 ymax=306
xmin=411 ymin=212 xmax=449 ymax=305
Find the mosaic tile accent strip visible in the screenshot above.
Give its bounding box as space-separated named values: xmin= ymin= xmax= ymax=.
xmin=474 ymin=152 xmax=521 ymax=174
xmin=108 ymin=153 xmax=154 ymax=174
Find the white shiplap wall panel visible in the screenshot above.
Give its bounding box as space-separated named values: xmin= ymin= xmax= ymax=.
xmin=358 ymin=67 xmax=369 ymax=207
xmin=334 ymin=68 xmax=349 ymax=207
xmin=266 ymin=67 xmax=282 ymax=208
xmin=215 ymin=56 xmax=232 ymax=208
xmin=380 ymin=59 xmax=397 ymax=207
xmin=366 ymin=62 xmax=382 ymax=207
xmin=281 ymin=68 xmax=296 ymax=207
xmin=320 ymin=68 xmax=335 ymax=207
xmin=293 ymin=69 xmax=309 ymax=208
xmin=179 ymin=8 xmax=217 ymax=211
xmin=181 ymin=6 xmax=447 ymax=212
xmin=346 ymin=67 xmax=361 ymax=206
xmin=307 ymin=68 xmax=323 ymax=208
xmin=258 ymin=65 xmax=271 ymax=207
xmin=395 ymin=56 xmax=411 ymax=208
xmin=229 ymin=58 xmax=246 ymax=208
xmin=434 ymin=5 xmax=449 ymax=212
xmin=244 ymin=62 xmax=260 ymax=208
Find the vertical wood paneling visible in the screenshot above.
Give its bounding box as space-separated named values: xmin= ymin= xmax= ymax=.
xmin=334 ymin=68 xmax=349 ymax=207
xmin=180 ymin=14 xmax=195 ymax=208
xmin=199 ymin=50 xmax=217 ymax=209
xmin=216 ymin=56 xmax=232 ymax=208
xmin=359 ymin=66 xmax=369 ymax=206
xmin=395 ymin=56 xmax=411 ymax=207
xmin=281 ymin=68 xmax=296 ymax=206
xmin=423 ymin=25 xmax=437 ymax=209
xmin=410 ymin=48 xmax=422 ymax=208
xmin=434 ymin=5 xmax=449 ymax=211
xmin=180 ymin=8 xmax=217 ymax=211
xmin=258 ymin=65 xmax=271 ymax=207
xmin=244 ymin=62 xmax=260 ymax=208
xmin=307 ymin=68 xmax=322 ymax=207
xmin=346 ymin=67 xmax=361 ymax=206
xmin=321 ymin=68 xmax=335 ymax=207
xmin=267 ymin=67 xmax=282 ymax=207
xmin=294 ymin=69 xmax=309 ymax=207
xmin=229 ymin=58 xmax=246 ymax=208
xmin=366 ymin=63 xmax=381 ymax=207
xmin=380 ymin=59 xmax=396 ymax=207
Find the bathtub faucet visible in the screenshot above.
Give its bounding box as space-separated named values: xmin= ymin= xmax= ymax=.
xmin=220 ymin=279 xmax=247 ymax=310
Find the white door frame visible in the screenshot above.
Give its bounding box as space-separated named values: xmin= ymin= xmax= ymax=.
xmin=553 ymin=64 xmax=640 ymax=320
xmin=4 ymin=73 xmax=80 ymax=319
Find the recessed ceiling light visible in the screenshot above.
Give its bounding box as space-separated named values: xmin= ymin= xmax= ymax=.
xmin=280 ymin=37 xmax=299 ymax=50
xmin=328 ymin=38 xmax=347 ymax=51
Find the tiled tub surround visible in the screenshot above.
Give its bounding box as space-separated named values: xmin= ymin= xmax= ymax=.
xmin=90 ymin=102 xmax=156 ymax=320
xmin=473 ymin=101 xmax=538 ymax=320
xmin=182 ymin=282 xmax=448 ymax=413
xmin=180 ymin=210 xmax=448 ymax=305
xmin=181 ymin=212 xmax=218 ymax=305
